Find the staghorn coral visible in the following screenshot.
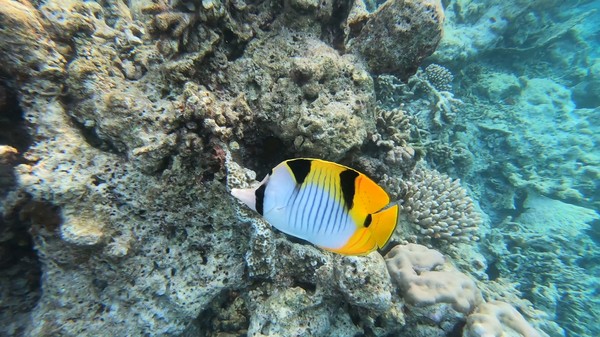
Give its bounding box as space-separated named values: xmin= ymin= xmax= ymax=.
xmin=375 ymin=70 xmax=463 ymax=129
xmin=423 ymin=63 xmax=454 ymax=92
xmin=399 ymin=166 xmax=481 ymax=247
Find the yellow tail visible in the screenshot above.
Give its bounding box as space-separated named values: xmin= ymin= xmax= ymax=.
xmin=368 ymin=204 xmax=399 ymax=248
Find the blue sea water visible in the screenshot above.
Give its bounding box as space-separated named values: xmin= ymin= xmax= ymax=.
xmin=420 ymin=1 xmax=600 ymax=336
xmin=0 ymin=0 xmax=598 ymax=336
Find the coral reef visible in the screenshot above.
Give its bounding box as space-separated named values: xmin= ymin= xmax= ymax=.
xmin=465 ymin=301 xmax=542 ymax=337
xmin=2 ymin=0 xmax=583 ymax=336
xmin=223 ymin=31 xmax=375 ymax=161
xmin=385 ymin=244 xmax=483 ymax=313
xmin=385 ymin=244 xmax=544 ymax=337
xmin=0 ymin=0 xmax=66 ymax=90
xmin=485 ymin=193 xmax=600 ymax=337
xmin=462 ymin=76 xmax=600 ymax=211
xmin=398 ymin=166 xmax=481 ymax=248
xmin=423 ymin=64 xmax=454 ymax=92
xmin=348 ymin=0 xmax=445 ymax=79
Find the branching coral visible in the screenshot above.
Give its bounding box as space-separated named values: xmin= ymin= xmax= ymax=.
xmin=372 ymin=107 xmax=417 ymax=171
xmin=375 ymin=69 xmax=463 ymax=129
xmin=424 ymin=63 xmax=454 ymax=92
xmin=400 ymin=166 xmax=481 ymax=246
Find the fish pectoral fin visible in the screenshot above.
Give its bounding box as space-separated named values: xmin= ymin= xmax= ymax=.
xmin=368 ymin=204 xmax=399 ymax=248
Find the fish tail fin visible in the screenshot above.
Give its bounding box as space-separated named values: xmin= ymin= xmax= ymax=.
xmin=231 ymin=188 xmax=257 ymax=211
xmin=368 ymin=204 xmax=399 ymax=248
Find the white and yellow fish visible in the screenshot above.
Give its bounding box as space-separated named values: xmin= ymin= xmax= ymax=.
xmin=231 ymin=158 xmax=399 ymax=255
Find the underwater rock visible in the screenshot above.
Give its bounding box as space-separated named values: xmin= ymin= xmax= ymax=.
xmin=224 ymin=31 xmax=375 ymax=160
xmin=486 ymin=194 xmax=599 ymax=337
xmin=348 ymin=0 xmax=445 ymax=79
xmin=471 ymin=71 xmax=521 ymax=102
xmin=385 ymin=244 xmax=483 ymax=314
xmin=572 ymin=59 xmax=600 ymax=108
xmin=246 ymin=287 xmax=361 ymax=337
xmin=464 ymin=301 xmax=542 ymax=337
xmin=334 ymin=253 xmax=393 ymax=312
xmin=0 ymin=0 xmax=65 ymax=91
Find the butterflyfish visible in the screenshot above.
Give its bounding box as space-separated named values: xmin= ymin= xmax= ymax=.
xmin=231 ymin=158 xmax=399 ymax=255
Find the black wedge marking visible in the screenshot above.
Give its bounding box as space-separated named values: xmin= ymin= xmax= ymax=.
xmin=339 ymin=169 xmax=359 ymax=210
xmin=255 ymin=184 xmax=266 ymax=215
xmin=363 ymin=214 xmax=372 ymax=228
xmin=287 ymin=159 xmax=312 ymax=185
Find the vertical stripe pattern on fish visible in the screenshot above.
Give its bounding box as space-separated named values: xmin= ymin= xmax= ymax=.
xmin=231 ymin=158 xmax=399 ymax=255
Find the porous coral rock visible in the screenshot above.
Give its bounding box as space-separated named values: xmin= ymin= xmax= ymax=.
xmin=333 ymin=252 xmax=393 ymax=312
xmin=0 ymin=0 xmax=66 ymax=90
xmin=349 ymin=0 xmax=445 ymax=79
xmin=224 ymin=31 xmax=375 ymax=160
xmin=9 ymin=95 xmax=249 ymax=336
xmin=246 ymin=287 xmax=361 ymax=337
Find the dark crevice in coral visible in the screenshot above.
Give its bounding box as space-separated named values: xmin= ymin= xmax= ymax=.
xmin=447 ymin=320 xmax=466 ymax=337
xmin=240 ymin=134 xmax=295 ymax=180
xmin=485 ymin=261 xmax=500 ymax=281
xmin=0 ymin=80 xmax=33 ymax=153
xmin=0 ymin=195 xmax=44 ymax=336
xmin=327 ymin=0 xmax=354 ymax=51
xmin=67 ymin=116 xmax=124 ymax=155
xmin=179 ymin=290 xmax=249 ymax=337
xmin=292 ymin=280 xmax=316 ymax=293
xmin=221 ymin=28 xmax=248 ymax=62
xmin=58 ymin=90 xmax=125 ymax=156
